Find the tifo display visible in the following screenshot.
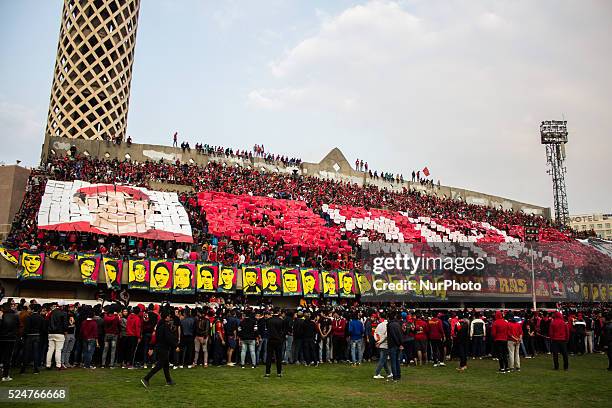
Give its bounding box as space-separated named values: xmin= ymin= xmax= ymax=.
xmin=37 ymin=180 xmax=193 ymax=242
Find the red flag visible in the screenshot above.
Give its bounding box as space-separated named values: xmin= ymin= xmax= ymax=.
xmin=422 ymin=167 xmax=430 ymax=177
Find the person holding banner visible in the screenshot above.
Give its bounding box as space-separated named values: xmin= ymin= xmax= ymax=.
xmin=142 ymin=309 xmax=178 ymax=387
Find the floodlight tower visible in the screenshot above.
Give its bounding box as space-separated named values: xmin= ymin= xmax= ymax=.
xmin=540 ymin=120 xmax=569 ymax=228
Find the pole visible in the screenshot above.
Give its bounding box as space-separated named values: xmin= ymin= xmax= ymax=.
xmin=530 ymin=243 xmax=536 ymax=311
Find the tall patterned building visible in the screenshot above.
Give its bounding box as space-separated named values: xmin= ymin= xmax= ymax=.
xmin=45 ymin=0 xmax=140 ymax=141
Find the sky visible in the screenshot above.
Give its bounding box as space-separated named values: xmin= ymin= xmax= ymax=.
xmin=0 ymin=0 xmax=610 ymax=215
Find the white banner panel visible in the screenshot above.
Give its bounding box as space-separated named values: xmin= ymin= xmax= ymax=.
xmin=37 ymin=180 xmax=193 ymax=242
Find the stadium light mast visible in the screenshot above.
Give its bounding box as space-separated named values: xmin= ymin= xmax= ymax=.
xmin=540 ymin=120 xmax=569 ymax=228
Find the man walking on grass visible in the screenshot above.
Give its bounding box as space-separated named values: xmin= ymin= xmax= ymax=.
xmin=142 ymin=309 xmax=178 ymax=387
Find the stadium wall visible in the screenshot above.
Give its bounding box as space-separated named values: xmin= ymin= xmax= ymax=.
xmin=0 ymin=165 xmax=31 ymax=239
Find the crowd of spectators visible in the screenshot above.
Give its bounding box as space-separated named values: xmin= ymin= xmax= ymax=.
xmin=5 ymin=154 xmax=575 ymax=267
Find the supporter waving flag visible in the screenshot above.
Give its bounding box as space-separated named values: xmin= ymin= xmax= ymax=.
xmin=102 ymin=256 xmax=123 ymax=290
xmin=196 ymin=262 xmax=218 ymax=293
xmin=18 ymin=250 xmax=45 ymax=280
xmin=217 ymin=265 xmax=237 ymax=293
xmin=77 ymin=253 xmax=101 ymax=286
xmin=149 ymin=259 xmax=173 ymax=293
xmin=282 ymin=267 xmax=302 ymax=296
xmin=173 ymin=262 xmax=196 ymax=295
xmin=128 ymin=258 xmax=150 ymax=290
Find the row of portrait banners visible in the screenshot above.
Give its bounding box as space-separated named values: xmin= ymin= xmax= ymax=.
xmin=3 ymin=247 xmax=610 ymax=302
xmin=1 ymin=248 xmax=359 ymax=298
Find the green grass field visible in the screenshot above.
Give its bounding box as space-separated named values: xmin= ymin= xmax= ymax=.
xmin=4 ymin=354 xmax=611 ymax=408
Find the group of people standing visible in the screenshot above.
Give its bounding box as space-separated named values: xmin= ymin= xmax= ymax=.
xmin=1 ymin=298 xmax=611 ymax=386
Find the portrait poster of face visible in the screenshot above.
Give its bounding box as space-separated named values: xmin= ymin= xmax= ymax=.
xmin=48 ymin=250 xmax=76 ymax=262
xmin=321 ymin=270 xmax=338 ymax=298
xmin=281 ymin=267 xmax=302 ymax=296
xmin=149 ymin=259 xmax=173 ymax=293
xmin=217 ymin=265 xmax=237 ymax=293
xmin=242 ymin=266 xmax=262 ymax=296
xmin=77 ymin=253 xmax=101 ymax=286
xmin=196 ymin=263 xmax=218 ymax=293
xmin=19 ymin=250 xmax=45 ymax=280
xmin=261 ymin=266 xmax=282 ymax=296
xmin=300 ymin=268 xmax=320 ymax=298
xmin=355 ymin=272 xmax=374 ymax=296
xmin=173 ymin=262 xmax=196 ymax=295
xmin=102 ymin=256 xmax=123 ymax=290
xmin=0 ymin=246 xmax=19 ymax=265
xmin=37 ymin=180 xmax=193 ymax=243
xmin=128 ymin=259 xmax=150 ymax=290
xmin=338 ymin=270 xmax=356 ymax=298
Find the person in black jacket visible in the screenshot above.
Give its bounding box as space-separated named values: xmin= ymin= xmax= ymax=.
xmin=264 ymin=307 xmax=286 ymax=377
xmin=46 ymin=303 xmax=68 ymax=370
xmin=142 ymin=309 xmax=178 ymax=387
xmin=0 ymin=301 xmax=19 ymax=381
xmin=238 ymin=311 xmax=259 ymax=368
xmin=387 ymin=312 xmax=403 ymax=382
xmin=282 ymin=311 xmax=294 ymax=364
xmin=20 ymin=304 xmax=45 ymax=374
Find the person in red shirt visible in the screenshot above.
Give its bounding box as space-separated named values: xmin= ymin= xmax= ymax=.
xmin=491 ymin=311 xmax=509 ymax=373
xmin=125 ymin=306 xmax=142 ymax=368
xmin=80 ymin=309 xmax=98 ymax=369
xmin=549 ymin=311 xmax=570 ymax=370
xmin=211 ymin=314 xmax=225 ymax=366
xmin=427 ymin=314 xmax=445 ymax=366
xmin=101 ymin=307 xmax=120 ymax=368
xmin=414 ymin=315 xmax=428 ymax=366
xmin=507 ymin=313 xmax=523 ymax=372
xmin=331 ymin=312 xmax=347 ymax=363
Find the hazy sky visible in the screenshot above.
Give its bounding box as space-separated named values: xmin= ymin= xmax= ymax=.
xmin=1 ymin=0 xmax=610 ymax=215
